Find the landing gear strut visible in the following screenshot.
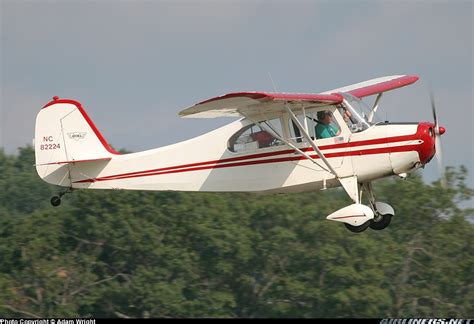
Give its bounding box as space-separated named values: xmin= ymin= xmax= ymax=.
xmin=362 ymin=183 xmax=394 ymax=231
xmin=50 ymin=187 xmax=73 ymax=207
xmin=326 ymin=180 xmax=395 ymax=233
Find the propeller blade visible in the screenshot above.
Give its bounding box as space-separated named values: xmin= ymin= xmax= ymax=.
xmin=430 ymin=90 xmax=440 ymax=134
xmin=430 ymin=90 xmax=446 ymax=186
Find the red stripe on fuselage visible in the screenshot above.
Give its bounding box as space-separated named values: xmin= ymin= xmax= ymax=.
xmin=77 ymin=131 xmax=421 ymax=183
xmin=74 ymin=144 xmax=420 ymax=183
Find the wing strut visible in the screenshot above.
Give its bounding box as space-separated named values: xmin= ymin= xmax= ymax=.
xmin=368 ymin=93 xmax=383 ymax=123
xmin=245 ymin=107 xmax=361 ymax=203
xmin=283 ymin=104 xmax=340 ymax=177
xmin=241 ymin=112 xmax=331 ymax=173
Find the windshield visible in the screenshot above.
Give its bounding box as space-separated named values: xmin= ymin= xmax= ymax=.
xmin=339 ymin=93 xmax=380 ymax=133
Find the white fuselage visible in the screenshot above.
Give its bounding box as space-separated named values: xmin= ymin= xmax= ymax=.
xmin=64 ymin=119 xmax=432 ymax=194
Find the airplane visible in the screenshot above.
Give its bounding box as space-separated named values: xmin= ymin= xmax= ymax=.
xmin=34 ymin=75 xmax=445 ymax=233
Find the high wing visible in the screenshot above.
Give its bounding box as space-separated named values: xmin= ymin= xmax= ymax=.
xmin=179 ymin=92 xmax=343 ymax=119
xmin=179 ymin=75 xmax=418 ymax=119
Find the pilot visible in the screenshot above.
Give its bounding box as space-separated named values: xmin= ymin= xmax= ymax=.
xmin=315 ymin=110 xmax=340 ymax=139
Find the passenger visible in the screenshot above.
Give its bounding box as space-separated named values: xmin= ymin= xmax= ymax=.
xmin=315 ymin=110 xmax=340 ymax=139
xmin=343 ymin=108 xmax=352 ymax=122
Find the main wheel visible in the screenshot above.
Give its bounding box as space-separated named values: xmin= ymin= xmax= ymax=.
xmin=369 ymin=213 xmax=392 ymax=230
xmin=50 ymin=196 xmax=61 ymax=207
xmin=344 ymin=221 xmax=370 ymax=233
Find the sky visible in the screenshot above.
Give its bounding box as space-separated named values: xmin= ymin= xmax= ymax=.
xmin=1 ymin=0 xmax=473 ymax=191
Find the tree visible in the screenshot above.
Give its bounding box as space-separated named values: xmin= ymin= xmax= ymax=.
xmin=0 ymin=147 xmax=472 ymax=318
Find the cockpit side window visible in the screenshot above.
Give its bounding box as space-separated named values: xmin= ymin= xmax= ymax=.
xmin=338 ymin=104 xmax=358 ymax=132
xmin=314 ymin=110 xmax=341 ymax=139
xmin=228 ymin=118 xmax=284 ymax=153
xmin=288 ymin=114 xmax=309 ymax=143
xmin=288 ymin=108 xmax=341 ymax=142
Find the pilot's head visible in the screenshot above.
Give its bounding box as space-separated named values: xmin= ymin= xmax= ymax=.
xmin=317 ymin=110 xmax=333 ymax=124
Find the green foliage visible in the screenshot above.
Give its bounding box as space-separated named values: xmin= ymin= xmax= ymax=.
xmin=0 ymin=147 xmax=472 ymax=318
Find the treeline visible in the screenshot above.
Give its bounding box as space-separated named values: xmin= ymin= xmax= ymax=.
xmin=0 ymin=147 xmax=472 ymax=318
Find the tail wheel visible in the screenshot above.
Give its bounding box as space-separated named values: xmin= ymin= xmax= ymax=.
xmin=369 ymin=214 xmax=392 ymax=230
xmin=50 ymin=196 xmax=61 ymax=207
xmin=344 ymin=221 xmax=370 ymax=233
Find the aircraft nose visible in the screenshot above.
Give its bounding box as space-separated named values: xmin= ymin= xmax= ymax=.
xmin=415 ymin=123 xmax=437 ymax=165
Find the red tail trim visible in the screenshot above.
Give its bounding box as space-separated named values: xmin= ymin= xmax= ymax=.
xmin=42 ymin=98 xmax=121 ymax=155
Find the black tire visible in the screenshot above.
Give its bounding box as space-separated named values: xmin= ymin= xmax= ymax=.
xmin=344 ymin=221 xmax=370 ymax=233
xmin=50 ymin=196 xmax=61 ymax=207
xmin=369 ymin=214 xmax=392 ymax=230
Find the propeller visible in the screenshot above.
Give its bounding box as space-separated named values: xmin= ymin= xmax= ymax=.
xmin=430 ymin=91 xmax=446 ymax=187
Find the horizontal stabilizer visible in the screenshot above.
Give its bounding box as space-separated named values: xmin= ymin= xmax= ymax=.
xmin=36 ymin=157 xmax=112 ymax=166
